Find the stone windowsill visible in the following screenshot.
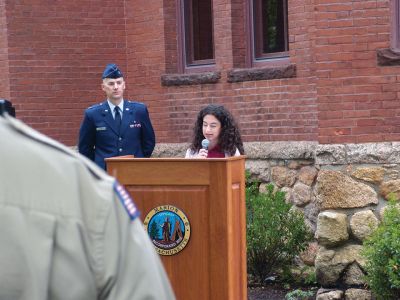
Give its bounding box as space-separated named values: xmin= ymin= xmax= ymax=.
xmin=377 ymin=48 xmax=400 ymax=66
xmin=227 ymin=64 xmax=296 ymax=83
xmin=161 ymin=71 xmax=221 ymax=86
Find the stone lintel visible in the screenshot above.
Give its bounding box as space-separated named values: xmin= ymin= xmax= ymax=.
xmin=377 ymin=48 xmax=400 ymax=66
xmin=161 ymin=71 xmax=221 ymax=86
xmin=227 ymin=64 xmax=296 ymax=83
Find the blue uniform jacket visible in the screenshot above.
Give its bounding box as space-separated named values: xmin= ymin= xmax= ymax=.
xmin=78 ymin=100 xmax=155 ymax=170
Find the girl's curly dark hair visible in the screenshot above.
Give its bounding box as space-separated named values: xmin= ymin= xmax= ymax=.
xmin=189 ymin=104 xmax=244 ymax=156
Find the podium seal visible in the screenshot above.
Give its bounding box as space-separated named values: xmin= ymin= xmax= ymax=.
xmin=143 ymin=205 xmax=191 ymax=256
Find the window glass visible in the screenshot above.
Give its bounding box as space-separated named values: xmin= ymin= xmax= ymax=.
xmin=184 ymin=0 xmax=214 ymax=65
xmin=253 ymin=0 xmax=289 ymax=60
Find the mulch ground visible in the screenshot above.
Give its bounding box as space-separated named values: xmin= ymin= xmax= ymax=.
xmin=248 ymin=285 xmax=287 ymax=300
xmin=248 ymin=284 xmax=317 ymax=300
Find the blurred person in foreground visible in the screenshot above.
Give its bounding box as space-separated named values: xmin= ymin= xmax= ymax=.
xmin=78 ymin=63 xmax=155 ymax=170
xmin=185 ymin=104 xmax=244 ymax=158
xmin=0 ymin=111 xmax=175 ymax=300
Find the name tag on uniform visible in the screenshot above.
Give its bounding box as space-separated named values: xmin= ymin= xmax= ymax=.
xmin=96 ymin=127 xmax=107 ymax=131
xmin=130 ymin=123 xmax=141 ymax=128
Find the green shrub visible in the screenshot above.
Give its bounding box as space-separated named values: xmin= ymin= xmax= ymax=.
xmin=285 ymin=288 xmax=315 ymax=300
xmin=302 ymin=267 xmax=317 ymax=286
xmin=362 ymin=200 xmax=400 ymax=300
xmin=246 ymin=174 xmax=313 ymax=283
xmin=278 ymin=265 xmax=317 ymax=287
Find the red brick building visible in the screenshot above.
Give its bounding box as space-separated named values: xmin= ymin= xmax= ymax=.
xmin=1 ymin=0 xmax=399 ymax=146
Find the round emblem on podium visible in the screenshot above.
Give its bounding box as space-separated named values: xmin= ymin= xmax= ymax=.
xmin=143 ymin=205 xmax=191 ymax=256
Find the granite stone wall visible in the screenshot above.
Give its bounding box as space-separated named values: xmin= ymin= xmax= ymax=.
xmin=153 ymin=141 xmax=400 ymax=299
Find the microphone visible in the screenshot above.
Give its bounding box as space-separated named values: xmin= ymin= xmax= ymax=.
xmin=201 ymin=139 xmax=210 ymax=150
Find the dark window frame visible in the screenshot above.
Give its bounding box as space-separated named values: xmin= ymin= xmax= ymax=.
xmin=391 ymin=0 xmax=400 ymax=53
xmin=177 ymin=0 xmax=216 ymax=73
xmin=246 ymin=0 xmax=289 ymax=67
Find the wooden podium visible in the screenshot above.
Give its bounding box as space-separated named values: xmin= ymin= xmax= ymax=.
xmin=106 ymin=156 xmax=247 ymax=300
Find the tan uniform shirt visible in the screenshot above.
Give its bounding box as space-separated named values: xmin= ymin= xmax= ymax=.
xmin=0 ymin=115 xmax=175 ymax=300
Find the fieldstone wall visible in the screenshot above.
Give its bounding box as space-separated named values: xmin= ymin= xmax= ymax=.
xmin=153 ymin=141 xmax=400 ymax=299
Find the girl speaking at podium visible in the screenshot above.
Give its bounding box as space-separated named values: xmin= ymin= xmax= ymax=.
xmin=185 ymin=104 xmax=244 ymax=158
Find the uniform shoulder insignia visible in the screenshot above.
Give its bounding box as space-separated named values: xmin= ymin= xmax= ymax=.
xmin=88 ymin=103 xmax=100 ymax=109
xmin=114 ymin=181 xmax=140 ymax=220
xmin=128 ymin=100 xmax=143 ymax=105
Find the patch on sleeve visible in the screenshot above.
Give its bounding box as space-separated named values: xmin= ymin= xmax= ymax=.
xmin=114 ymin=181 xmax=140 ymax=220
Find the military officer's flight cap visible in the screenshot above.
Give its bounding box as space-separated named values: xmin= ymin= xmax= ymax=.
xmin=102 ymin=63 xmax=123 ymax=79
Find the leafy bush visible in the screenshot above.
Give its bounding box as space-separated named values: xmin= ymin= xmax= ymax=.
xmin=362 ymin=200 xmax=400 ymax=300
xmin=279 ymin=265 xmax=317 ymax=287
xmin=285 ymin=288 xmax=315 ymax=300
xmin=282 ymin=266 xmax=317 ymax=287
xmin=246 ymin=174 xmax=313 ymax=283
xmin=302 ymin=267 xmax=317 ymax=286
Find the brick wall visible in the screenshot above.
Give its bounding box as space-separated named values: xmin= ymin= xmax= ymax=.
xmin=315 ymin=0 xmax=400 ymax=143
xmin=1 ymin=0 xmax=127 ymax=145
xmin=0 ymin=0 xmax=10 ymax=100
xmin=1 ymin=0 xmax=399 ymax=146
xmin=125 ymin=0 xmax=170 ymax=141
xmin=122 ymin=0 xmax=318 ymax=143
xmin=231 ymin=0 xmax=247 ymax=68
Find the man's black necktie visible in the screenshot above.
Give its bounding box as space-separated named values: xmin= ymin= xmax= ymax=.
xmin=114 ymin=106 xmax=122 ymax=133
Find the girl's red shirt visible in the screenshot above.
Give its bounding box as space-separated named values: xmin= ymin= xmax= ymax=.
xmin=207 ymin=145 xmax=225 ymax=158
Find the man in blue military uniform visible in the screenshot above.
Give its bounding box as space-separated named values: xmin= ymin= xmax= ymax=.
xmin=78 ymin=63 xmax=155 ymax=169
